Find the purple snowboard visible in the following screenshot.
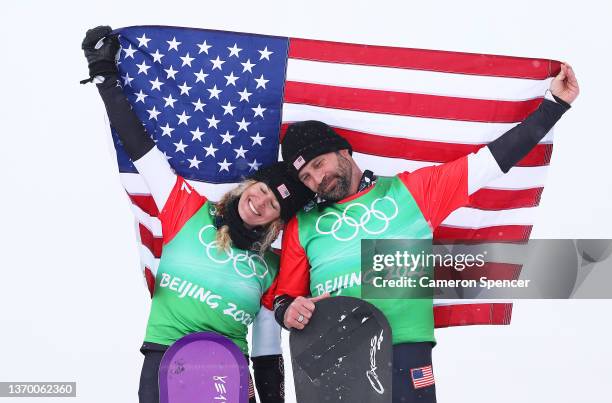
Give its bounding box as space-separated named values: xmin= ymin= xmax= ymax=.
xmin=158 ymin=332 xmax=249 ymax=403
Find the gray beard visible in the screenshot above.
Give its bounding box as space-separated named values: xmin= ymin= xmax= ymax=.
xmin=317 ymin=154 xmax=353 ymax=201
xmin=318 ymin=175 xmax=351 ymax=201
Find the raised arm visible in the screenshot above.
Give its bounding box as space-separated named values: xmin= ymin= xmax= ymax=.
xmin=399 ymin=64 xmax=579 ymax=229
xmin=82 ymin=26 xmax=176 ymax=211
xmin=470 ymin=63 xmax=578 ymax=192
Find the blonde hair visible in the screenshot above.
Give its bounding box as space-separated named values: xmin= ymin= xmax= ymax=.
xmin=215 ymin=179 xmax=283 ymax=255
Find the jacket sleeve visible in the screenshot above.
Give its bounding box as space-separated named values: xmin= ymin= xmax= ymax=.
xmin=468 ymin=96 xmax=570 ymax=195
xmin=158 ymin=177 xmax=207 ymax=245
xmin=272 ymin=217 xmax=311 ymax=328
xmin=398 ymin=156 xmax=470 ymax=230
xmin=397 ymin=95 xmax=570 ymax=230
xmin=274 ymin=217 xmax=311 ymax=297
xmin=488 ymin=96 xmax=570 ymax=174
xmin=96 ymin=75 xmax=176 ymax=211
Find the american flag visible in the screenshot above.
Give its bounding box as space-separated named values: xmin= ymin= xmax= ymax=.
xmin=109 ymin=25 xmax=560 ymax=328
xmin=410 ymin=365 xmax=435 ymax=389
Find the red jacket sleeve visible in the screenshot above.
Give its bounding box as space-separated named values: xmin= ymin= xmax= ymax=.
xmin=275 ymin=217 xmax=311 ymax=298
xmin=398 ymin=156 xmax=470 ymax=230
xmin=158 ymin=177 xmax=207 ymax=245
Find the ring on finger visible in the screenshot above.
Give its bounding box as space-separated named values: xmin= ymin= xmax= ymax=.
xmin=297 ymin=314 xmax=304 ymax=323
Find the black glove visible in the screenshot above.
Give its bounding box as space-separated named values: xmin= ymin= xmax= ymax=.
xmin=80 ymin=25 xmax=120 ymax=84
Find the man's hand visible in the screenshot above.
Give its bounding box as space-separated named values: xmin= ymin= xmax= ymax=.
xmin=550 ymin=63 xmax=579 ymax=105
xmin=283 ymin=293 xmax=330 ymax=330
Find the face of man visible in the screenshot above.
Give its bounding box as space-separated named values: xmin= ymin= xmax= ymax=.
xmin=298 ymin=150 xmax=353 ymax=201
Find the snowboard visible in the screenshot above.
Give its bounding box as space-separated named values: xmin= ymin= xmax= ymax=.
xmin=158 ymin=332 xmax=250 ymax=403
xmin=290 ymin=296 xmax=393 ymax=402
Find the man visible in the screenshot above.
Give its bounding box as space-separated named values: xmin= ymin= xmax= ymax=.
xmin=273 ymin=64 xmax=579 ymax=402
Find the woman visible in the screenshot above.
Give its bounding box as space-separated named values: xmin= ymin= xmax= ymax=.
xmin=81 ymin=26 xmax=312 ymax=403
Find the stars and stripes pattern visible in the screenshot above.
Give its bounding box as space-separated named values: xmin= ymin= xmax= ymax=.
xmin=113 ymin=26 xmax=287 ymax=183
xmin=410 ymin=365 xmax=435 ymax=389
xmin=109 ymin=25 xmax=561 ymax=328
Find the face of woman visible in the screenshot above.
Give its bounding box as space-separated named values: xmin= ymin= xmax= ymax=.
xmin=237 ymin=182 xmax=281 ymax=227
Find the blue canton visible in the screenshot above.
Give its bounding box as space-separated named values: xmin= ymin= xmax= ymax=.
xmin=112 ymin=26 xmax=288 ymax=183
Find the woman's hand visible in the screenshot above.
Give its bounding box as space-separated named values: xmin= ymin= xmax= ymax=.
xmin=81 ymin=26 xmax=120 ymax=83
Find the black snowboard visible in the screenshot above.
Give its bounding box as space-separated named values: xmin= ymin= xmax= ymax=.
xmin=290 ymin=296 xmax=393 ymax=402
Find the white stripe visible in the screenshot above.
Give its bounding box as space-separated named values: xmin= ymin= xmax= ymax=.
xmin=129 ymin=202 xmax=163 ymax=237
xmin=187 ymin=180 xmax=238 ymax=202
xmin=282 ymin=103 xmax=555 ymax=144
xmin=120 ymin=173 xmax=160 ymax=194
xmin=120 ymin=153 xmax=548 ymax=201
xmin=120 ymin=173 xmax=238 ymax=202
xmin=287 ymin=59 xmax=552 ymax=101
xmin=486 ymin=165 xmax=548 ymax=190
xmin=137 ymin=243 xmax=160 ymax=277
xmin=442 ymin=207 xmax=536 ymax=229
xmin=467 ymin=147 xmax=504 ymax=195
xmin=352 ymin=152 xmax=549 ymax=189
xmin=133 ymin=147 xmax=176 ymax=210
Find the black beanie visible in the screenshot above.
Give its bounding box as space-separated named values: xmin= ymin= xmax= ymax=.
xmin=281 ymin=120 xmax=352 ymax=176
xmin=248 ymin=161 xmax=314 ymax=221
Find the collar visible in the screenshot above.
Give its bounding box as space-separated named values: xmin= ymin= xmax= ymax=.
xmin=357 ymin=170 xmax=377 ymax=192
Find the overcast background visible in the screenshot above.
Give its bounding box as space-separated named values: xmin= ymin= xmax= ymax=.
xmin=1 ymin=1 xmax=611 ymax=402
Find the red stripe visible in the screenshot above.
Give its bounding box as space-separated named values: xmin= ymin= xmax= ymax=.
xmin=279 ymin=123 xmax=551 ymax=167
xmin=289 ymin=38 xmax=560 ymax=79
xmin=434 ymin=303 xmax=513 ymax=327
xmin=414 ymin=379 xmax=434 ymax=388
xmin=128 ymin=193 xmax=160 ymax=216
xmin=468 ymin=188 xmax=544 ymax=210
xmin=435 ymin=262 xmax=522 ymax=282
xmin=139 ymin=224 xmax=163 ymax=258
xmin=144 ymin=267 xmax=155 ymax=298
xmin=434 ymin=225 xmax=532 ymax=242
xmin=284 ymin=81 xmax=542 ymax=123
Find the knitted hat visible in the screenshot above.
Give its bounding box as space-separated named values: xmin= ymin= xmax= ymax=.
xmin=281 ymin=120 xmax=352 ymax=175
xmin=248 ymin=161 xmax=314 ymax=221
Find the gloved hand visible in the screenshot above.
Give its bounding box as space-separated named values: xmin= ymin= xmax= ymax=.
xmin=80 ymin=25 xmax=120 ymax=84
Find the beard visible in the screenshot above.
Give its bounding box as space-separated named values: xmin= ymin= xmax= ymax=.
xmin=317 ymin=153 xmax=353 ymax=201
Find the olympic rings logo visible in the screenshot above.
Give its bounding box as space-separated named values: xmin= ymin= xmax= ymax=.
xmin=197 ymin=225 xmax=269 ymax=279
xmin=315 ymin=196 xmax=399 ymax=242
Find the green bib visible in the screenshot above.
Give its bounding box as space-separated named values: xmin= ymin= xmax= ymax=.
xmin=145 ymin=201 xmax=278 ymax=354
xmin=297 ymin=176 xmax=435 ymax=344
